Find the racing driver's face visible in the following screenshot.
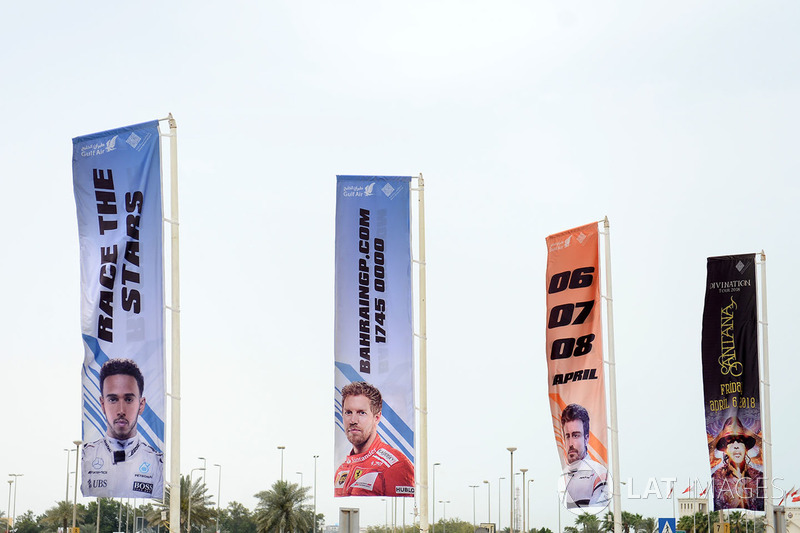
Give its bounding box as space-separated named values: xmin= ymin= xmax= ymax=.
xmin=343 ymin=394 xmax=381 ymax=454
xmin=563 ymin=420 xmax=588 ymax=464
xmin=100 ymin=374 xmax=146 ymax=440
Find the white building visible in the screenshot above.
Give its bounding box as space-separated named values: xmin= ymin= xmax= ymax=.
xmin=678 ymin=497 xmax=709 ymax=519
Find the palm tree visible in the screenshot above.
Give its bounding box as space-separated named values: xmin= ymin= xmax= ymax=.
xmin=41 ymin=500 xmax=87 ymax=531
xmin=576 ymin=513 xmax=601 ymax=533
xmin=254 ymin=480 xmax=311 ymax=533
xmin=638 ymin=517 xmax=656 ymax=533
xmin=147 ymin=475 xmax=216 ymax=533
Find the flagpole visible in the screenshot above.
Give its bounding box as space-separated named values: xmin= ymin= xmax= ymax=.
xmin=415 ymin=174 xmax=429 ymax=533
xmin=759 ymin=251 xmax=773 ymax=531
xmin=601 ymin=217 xmax=622 ymax=533
xmin=164 ymin=113 xmax=181 ymax=533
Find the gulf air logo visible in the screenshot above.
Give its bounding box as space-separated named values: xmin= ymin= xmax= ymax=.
xmin=336 ymin=472 xmax=348 ymax=487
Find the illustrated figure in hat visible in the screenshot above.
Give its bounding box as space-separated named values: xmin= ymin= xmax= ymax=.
xmin=710 ymin=416 xmax=764 ymax=511
xmin=559 ymin=403 xmax=610 ymax=510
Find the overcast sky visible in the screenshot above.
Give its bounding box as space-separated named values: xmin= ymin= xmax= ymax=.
xmin=2 ymin=1 xmax=799 ymax=531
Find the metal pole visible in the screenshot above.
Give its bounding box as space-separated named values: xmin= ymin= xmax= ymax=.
xmin=439 ymin=501 xmax=450 ymax=533
xmin=65 ymin=449 xmax=72 ymax=504
xmin=166 ymin=112 xmax=182 ymax=533
xmin=498 ymin=477 xmax=505 ymax=531
xmin=416 ymin=174 xmax=430 ymax=533
xmin=73 ymin=441 xmax=82 ymax=529
xmin=470 ymin=485 xmax=479 ymax=527
xmin=520 ymin=470 xmax=527 ymax=533
xmin=483 ymin=480 xmax=491 ymax=524
xmin=188 ymin=467 xmax=204 ymax=533
xmin=278 ymin=446 xmax=286 ymax=482
xmin=214 ymin=464 xmax=222 ymax=533
xmin=6 ymin=480 xmax=11 ymax=533
xmin=759 ymin=251 xmax=774 ymax=532
xmin=527 ymin=479 xmax=534 ymax=533
xmin=432 ymin=463 xmax=440 ymax=533
xmin=313 ymin=456 xmax=319 ymax=533
xmin=507 ymin=448 xmax=516 ymax=533
xmin=96 ymin=497 xmax=100 ymax=533
xmin=602 ymin=217 xmax=622 ymax=533
xmin=8 ymin=474 xmax=22 ymax=531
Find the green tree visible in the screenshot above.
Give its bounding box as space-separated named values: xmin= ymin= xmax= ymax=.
xmin=254 ymin=480 xmax=311 ymax=533
xmin=147 ymin=474 xmax=216 ymax=533
xmin=41 ymin=501 xmax=87 ymax=531
xmin=84 ymin=498 xmax=123 ymax=533
xmin=638 ymin=517 xmax=656 ymax=533
xmin=12 ymin=511 xmax=42 ymax=533
xmin=576 ymin=513 xmax=601 ymax=533
xmin=565 ymin=527 xmax=579 ymax=533
xmin=220 ymin=501 xmax=258 ymax=533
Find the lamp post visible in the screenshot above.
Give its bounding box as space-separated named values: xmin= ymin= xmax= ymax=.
xmin=527 ymin=479 xmax=534 ymax=532
xmin=199 ymin=457 xmax=207 ymax=481
xmin=483 ymin=480 xmax=491 ymax=524
xmin=277 ymin=446 xmax=286 ymax=482
xmin=188 ymin=465 xmax=206 ymax=533
xmin=214 ymin=464 xmax=222 ymax=533
xmin=432 ymin=463 xmax=441 ymax=533
xmin=439 ymin=501 xmax=450 ymax=533
xmin=6 ymin=480 xmax=12 ymax=533
xmin=313 ymin=455 xmax=319 ymax=533
xmin=296 ymin=472 xmax=304 ymax=489
xmin=72 ymin=440 xmax=82 ymax=530
xmin=498 ymin=477 xmax=505 ymax=531
xmin=520 ymin=469 xmax=528 ymax=533
xmin=8 ymin=474 xmax=22 ymax=531
xmin=470 ymin=485 xmax=479 ymax=527
xmin=507 ymin=448 xmax=517 ymax=533
xmin=64 ymin=449 xmax=74 ymax=504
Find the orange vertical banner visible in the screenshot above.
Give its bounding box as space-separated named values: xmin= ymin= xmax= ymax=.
xmin=546 ymin=222 xmax=610 ymax=511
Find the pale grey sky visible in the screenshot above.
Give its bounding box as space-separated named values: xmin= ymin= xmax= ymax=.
xmin=1 ymin=1 xmax=799 ymax=530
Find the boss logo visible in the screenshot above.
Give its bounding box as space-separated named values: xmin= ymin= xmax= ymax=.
xmin=133 ymin=482 xmax=154 ymax=494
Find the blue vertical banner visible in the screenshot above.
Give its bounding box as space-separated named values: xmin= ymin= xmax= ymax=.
xmin=73 ymin=121 xmax=165 ymax=498
xmin=333 ymin=176 xmax=415 ymax=497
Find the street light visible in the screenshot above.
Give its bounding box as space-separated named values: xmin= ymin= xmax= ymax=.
xmin=470 ymin=485 xmax=479 ymax=527
xmin=507 ymin=448 xmax=517 ymax=533
xmin=277 ymin=446 xmax=286 ymax=482
xmin=72 ymin=440 xmax=82 ymax=529
xmin=483 ymin=480 xmax=491 ymax=524
xmin=214 ymin=464 xmax=222 ymax=533
xmin=498 ymin=477 xmax=505 ymax=531
xmin=520 ymin=469 xmax=528 ymax=533
xmin=313 ymin=455 xmax=319 ymax=533
xmin=8 ymin=474 xmax=22 ymax=531
xmin=432 ymin=462 xmax=441 ymax=533
xmin=188 ymin=464 xmax=206 ymax=533
xmin=199 ymin=457 xmax=207 ymax=481
xmin=5 ymin=480 xmax=12 ymax=533
xmin=527 ymin=479 xmax=534 ymax=533
xmin=296 ymin=472 xmax=304 ymax=488
xmin=64 ymin=449 xmax=74 ymax=504
xmin=439 ymin=501 xmax=451 ymax=533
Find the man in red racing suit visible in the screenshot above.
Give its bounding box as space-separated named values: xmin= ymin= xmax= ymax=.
xmin=334 ymin=381 xmax=414 ymax=497
xmin=335 ymin=433 xmax=414 ymax=496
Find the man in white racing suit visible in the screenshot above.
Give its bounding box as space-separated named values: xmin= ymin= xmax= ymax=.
xmin=82 ymin=358 xmax=163 ymax=498
xmin=560 ymin=403 xmax=610 ymax=510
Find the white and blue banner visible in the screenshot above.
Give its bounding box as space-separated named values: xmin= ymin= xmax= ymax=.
xmin=334 ymin=176 xmax=415 ymax=493
xmin=73 ymin=121 xmax=165 ymax=498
